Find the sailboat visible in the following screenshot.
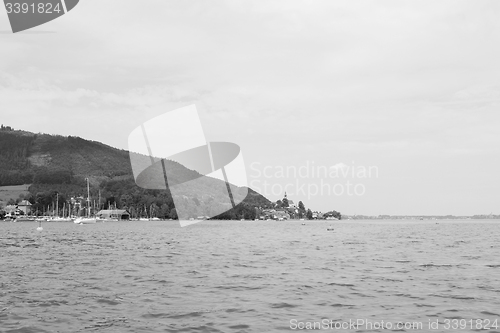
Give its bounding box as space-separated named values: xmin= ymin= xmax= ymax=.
xmin=74 ymin=177 xmax=97 ymax=224
xmin=51 ymin=193 xmax=73 ymax=222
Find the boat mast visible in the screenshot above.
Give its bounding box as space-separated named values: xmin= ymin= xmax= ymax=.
xmin=86 ymin=177 xmax=90 ymax=218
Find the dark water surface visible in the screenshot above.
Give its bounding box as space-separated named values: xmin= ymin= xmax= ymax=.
xmin=1 ymin=220 xmax=500 ymax=333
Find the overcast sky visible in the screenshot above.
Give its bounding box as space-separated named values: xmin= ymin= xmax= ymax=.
xmin=1 ymin=1 xmax=499 ymax=215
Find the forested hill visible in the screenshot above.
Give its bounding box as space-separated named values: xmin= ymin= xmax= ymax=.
xmin=0 ymin=128 xmax=132 ymax=186
xmin=0 ymin=125 xmax=270 ymax=219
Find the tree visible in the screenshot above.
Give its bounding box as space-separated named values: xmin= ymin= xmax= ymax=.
xmin=324 ymin=210 xmax=342 ymax=220
xmin=119 ymin=194 xmax=133 ymax=209
xmin=298 ymin=201 xmax=305 ymax=211
xmin=306 ymin=209 xmax=313 ymax=220
xmin=159 ymin=204 xmax=170 ymax=219
xmin=169 ymin=208 xmax=178 ymax=220
xmin=282 ymin=197 xmax=289 ymax=207
xmin=105 ymin=196 xmax=117 ymax=209
xmin=275 ymin=200 xmax=283 ymax=208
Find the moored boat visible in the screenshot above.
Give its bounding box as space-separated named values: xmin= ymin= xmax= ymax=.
xmin=15 ymin=216 xmax=36 ymax=222
xmin=74 ymin=177 xmax=96 ymax=225
xmin=96 ymin=217 xmax=118 ymax=222
xmin=74 ymin=217 xmax=97 ymax=224
xmin=50 ymin=217 xmax=74 ymax=222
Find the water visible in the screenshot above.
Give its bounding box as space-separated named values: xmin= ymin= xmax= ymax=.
xmin=1 ymin=220 xmax=500 ymax=333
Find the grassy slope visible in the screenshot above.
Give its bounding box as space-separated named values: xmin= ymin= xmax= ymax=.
xmin=0 ymin=184 xmax=30 ymax=207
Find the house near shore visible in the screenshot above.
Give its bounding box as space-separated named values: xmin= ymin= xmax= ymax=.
xmin=17 ymin=200 xmax=32 ymax=215
xmin=312 ymin=211 xmax=324 ymax=219
xmin=4 ymin=205 xmax=24 ymax=217
xmin=287 ymin=199 xmax=297 ymax=209
xmin=96 ymin=209 xmax=130 ymax=220
xmin=274 ymin=210 xmax=290 ymax=220
xmin=260 ymin=208 xmax=290 ymax=220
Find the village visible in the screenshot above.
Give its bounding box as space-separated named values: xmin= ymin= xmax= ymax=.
xmin=255 ymin=192 xmax=342 ymax=221
xmin=0 ymin=191 xmax=342 ymax=221
xmin=0 ymin=194 xmax=131 ymax=222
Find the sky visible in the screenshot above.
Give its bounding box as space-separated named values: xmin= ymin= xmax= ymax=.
xmin=1 ymin=0 xmax=499 ymax=215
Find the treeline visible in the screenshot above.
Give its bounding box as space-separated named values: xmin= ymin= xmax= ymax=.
xmin=0 ymin=170 xmax=34 ymax=186
xmin=23 ymin=178 xmax=269 ymax=220
xmin=0 ymin=125 xmax=14 ymax=132
xmin=323 ymin=210 xmax=342 ymax=219
xmin=25 ymin=179 xmax=177 ymax=218
xmin=0 ymin=168 xmax=74 ymax=187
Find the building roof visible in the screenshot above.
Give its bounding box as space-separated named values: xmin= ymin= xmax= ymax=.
xmin=18 ymin=200 xmax=32 ymax=206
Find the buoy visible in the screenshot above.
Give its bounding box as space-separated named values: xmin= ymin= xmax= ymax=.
xmin=36 ymin=221 xmax=43 ymax=231
xmin=301 ymin=223 xmax=306 ymax=225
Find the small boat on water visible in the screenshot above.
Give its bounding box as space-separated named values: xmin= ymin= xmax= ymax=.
xmin=74 ymin=217 xmax=97 ymax=224
xmin=327 ymin=226 xmax=334 ymax=231
xmin=50 ymin=217 xmax=74 ymax=222
xmin=97 ymin=217 xmax=118 ymax=222
xmin=15 ymin=216 xmax=36 ymax=222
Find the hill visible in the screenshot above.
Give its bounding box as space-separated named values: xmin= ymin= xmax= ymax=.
xmin=0 ymin=128 xmax=132 ymax=186
xmin=0 ymin=125 xmax=270 ymax=219
xmin=0 ymin=184 xmax=30 ymax=208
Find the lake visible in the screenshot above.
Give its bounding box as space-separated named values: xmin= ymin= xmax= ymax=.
xmin=1 ymin=220 xmax=499 ymax=332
